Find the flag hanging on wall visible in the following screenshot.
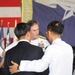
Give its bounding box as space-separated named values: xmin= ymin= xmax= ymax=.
xmin=0 ymin=0 xmax=21 ymax=40
xmin=33 ymin=1 xmax=75 ymax=46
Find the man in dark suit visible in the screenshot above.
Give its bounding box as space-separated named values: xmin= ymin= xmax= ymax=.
xmin=4 ymin=22 xmax=49 ymax=75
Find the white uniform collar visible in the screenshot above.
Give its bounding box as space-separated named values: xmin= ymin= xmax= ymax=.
xmin=52 ymin=38 xmax=62 ymax=44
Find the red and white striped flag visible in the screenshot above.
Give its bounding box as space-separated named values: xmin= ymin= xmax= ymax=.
xmin=0 ymin=0 xmax=21 ymax=41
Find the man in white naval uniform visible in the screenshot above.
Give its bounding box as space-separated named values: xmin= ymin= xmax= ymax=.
xmin=9 ymin=21 xmax=73 ymax=75
xmin=27 ymin=20 xmax=50 ymax=52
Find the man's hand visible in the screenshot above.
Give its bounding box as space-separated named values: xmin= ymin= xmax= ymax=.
xmin=9 ymin=61 xmax=19 ymax=74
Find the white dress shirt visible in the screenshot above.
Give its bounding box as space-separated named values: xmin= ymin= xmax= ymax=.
xmin=5 ymin=40 xmax=30 ymax=52
xmin=5 ymin=41 xmax=18 ymax=51
xmin=20 ymin=38 xmax=73 ymax=75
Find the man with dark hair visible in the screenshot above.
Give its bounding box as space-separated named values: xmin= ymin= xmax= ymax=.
xmin=4 ymin=22 xmax=48 ymax=75
xmin=9 ymin=21 xmax=73 ymax=75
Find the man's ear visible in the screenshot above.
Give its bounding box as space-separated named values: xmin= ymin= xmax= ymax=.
xmin=27 ymin=31 xmax=30 ymax=37
xmin=48 ymin=31 xmax=51 ymax=36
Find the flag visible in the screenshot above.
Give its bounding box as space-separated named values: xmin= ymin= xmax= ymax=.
xmin=33 ymin=1 xmax=75 ymax=46
xmin=49 ymin=0 xmax=75 ymax=7
xmin=6 ymin=22 xmax=12 ymax=47
xmin=22 ymin=0 xmax=33 ymax=23
xmin=0 ymin=0 xmax=21 ymax=41
xmin=0 ymin=20 xmax=5 ymax=50
xmin=13 ymin=20 xmax=18 ymax=41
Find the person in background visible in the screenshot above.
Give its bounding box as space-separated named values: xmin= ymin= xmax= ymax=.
xmin=4 ymin=22 xmax=49 ymax=75
xmin=27 ymin=20 xmax=50 ymax=52
xmin=9 ymin=21 xmax=73 ymax=75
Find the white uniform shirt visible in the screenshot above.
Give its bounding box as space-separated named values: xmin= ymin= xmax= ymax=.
xmin=31 ymin=37 xmax=50 ymax=52
xmin=20 ymin=38 xmax=73 ymax=75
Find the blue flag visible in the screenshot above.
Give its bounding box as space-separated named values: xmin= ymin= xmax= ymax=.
xmin=33 ymin=1 xmax=75 ymax=46
xmin=6 ymin=22 xmax=12 ymax=47
xmin=0 ymin=23 xmax=4 ymax=50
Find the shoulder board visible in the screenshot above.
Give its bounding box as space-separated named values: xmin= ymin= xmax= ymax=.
xmin=39 ymin=35 xmax=46 ymax=39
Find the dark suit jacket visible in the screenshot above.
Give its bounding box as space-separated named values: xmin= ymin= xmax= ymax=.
xmin=4 ymin=41 xmax=49 ymax=75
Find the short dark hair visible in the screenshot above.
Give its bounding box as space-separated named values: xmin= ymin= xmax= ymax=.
xmin=47 ymin=21 xmax=64 ymax=34
xmin=27 ymin=20 xmax=38 ymax=28
xmin=14 ymin=22 xmax=30 ymax=39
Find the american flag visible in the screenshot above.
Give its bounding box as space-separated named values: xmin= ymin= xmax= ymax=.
xmin=0 ymin=0 xmax=21 ymax=43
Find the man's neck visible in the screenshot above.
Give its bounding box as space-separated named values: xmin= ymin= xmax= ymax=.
xmin=51 ymin=35 xmax=61 ymax=42
xmin=19 ymin=36 xmax=30 ymax=42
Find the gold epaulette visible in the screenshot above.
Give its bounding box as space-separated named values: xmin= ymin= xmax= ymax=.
xmin=39 ymin=35 xmax=46 ymax=39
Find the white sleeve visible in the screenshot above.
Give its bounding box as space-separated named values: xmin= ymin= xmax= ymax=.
xmin=19 ymin=46 xmax=54 ymax=72
xmin=0 ymin=47 xmax=3 ymax=57
xmin=20 ymin=59 xmax=48 ymax=72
